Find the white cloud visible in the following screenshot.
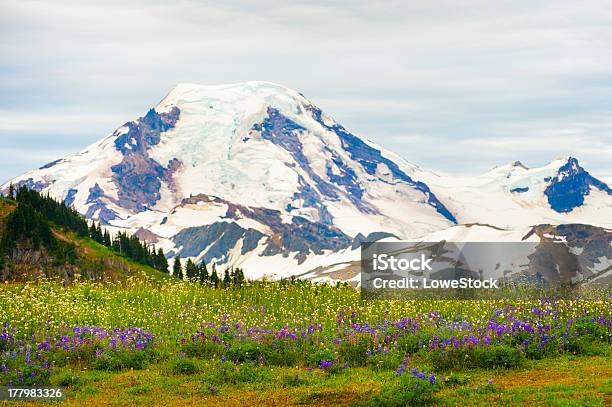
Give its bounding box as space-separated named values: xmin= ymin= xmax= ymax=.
xmin=0 ymin=0 xmax=611 ymax=181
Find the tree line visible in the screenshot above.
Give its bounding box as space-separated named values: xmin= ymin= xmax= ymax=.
xmin=170 ymin=255 xmax=246 ymax=287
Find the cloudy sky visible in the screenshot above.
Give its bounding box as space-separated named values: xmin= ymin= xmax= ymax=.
xmin=1 ymin=0 xmax=611 ymax=182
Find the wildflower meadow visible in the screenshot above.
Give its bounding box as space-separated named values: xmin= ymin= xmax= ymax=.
xmin=0 ymin=275 xmax=610 ymax=405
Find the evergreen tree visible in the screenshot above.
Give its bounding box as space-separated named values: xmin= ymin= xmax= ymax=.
xmin=185 ymin=258 xmax=198 ymax=281
xmin=103 ymin=230 xmax=111 ymax=247
xmin=89 ymin=222 xmax=104 ymax=244
xmin=210 ymin=264 xmax=219 ymax=288
xmin=222 ymin=268 xmax=231 ymax=287
xmin=111 ymin=235 xmax=121 ymax=252
xmin=172 ymin=256 xmax=183 ymax=279
xmin=198 ymin=262 xmax=209 ymax=285
xmin=233 ymin=267 xmax=245 ymax=286
xmin=156 ymin=248 xmax=169 ymax=272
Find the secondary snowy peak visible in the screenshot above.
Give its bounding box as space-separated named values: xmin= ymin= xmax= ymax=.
xmin=487 ymin=156 xmax=611 ymax=212
xmin=422 ymin=156 xmax=612 ymax=230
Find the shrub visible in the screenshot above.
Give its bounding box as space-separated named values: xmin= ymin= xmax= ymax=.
xmin=91 ymin=350 xmax=152 ymax=371
xmin=54 ymin=370 xmax=82 ymax=388
xmin=169 ymin=356 xmax=199 ymax=375
xmin=226 ymin=340 xmax=264 ymax=363
xmin=181 ymin=341 xmax=221 ymax=359
xmin=263 ymin=345 xmax=302 ymax=367
xmin=429 ymin=345 xmax=524 ymax=371
xmin=202 ymin=361 xmax=274 ymax=385
xmin=367 ymin=374 xmax=438 ymax=406
xmin=307 ymin=348 xmax=337 ymax=367
xmin=366 ymin=351 xmax=404 ymax=371
xmin=338 ymin=338 xmax=370 ymax=367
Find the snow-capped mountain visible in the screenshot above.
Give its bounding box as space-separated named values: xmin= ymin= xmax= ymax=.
xmin=2 ymin=82 xmax=611 ymax=280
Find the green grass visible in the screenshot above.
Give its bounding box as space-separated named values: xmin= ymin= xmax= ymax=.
xmin=0 ymin=198 xmax=16 ymax=235
xmin=5 ymin=355 xmax=605 ymax=406
xmin=70 ymin=232 xmax=174 ymax=283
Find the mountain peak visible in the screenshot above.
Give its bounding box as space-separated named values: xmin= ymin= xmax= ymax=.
xmin=511 ymin=160 xmax=529 ymax=169
xmin=557 ymin=156 xmax=582 ymax=176
xmin=169 ymin=81 xmax=294 ymax=94
xmin=2 ymin=81 xmax=462 ymax=272
xmin=155 ymin=81 xmax=309 ymax=117
xmin=161 ymin=81 xmax=301 ymax=101
xmin=544 ymin=155 xmax=611 ymax=213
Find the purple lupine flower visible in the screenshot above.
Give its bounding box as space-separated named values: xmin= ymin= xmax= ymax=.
xmin=25 ymin=344 xmax=31 ymax=365
xmin=396 ymin=364 xmax=406 ymax=376
xmin=319 ymin=360 xmax=333 ymax=370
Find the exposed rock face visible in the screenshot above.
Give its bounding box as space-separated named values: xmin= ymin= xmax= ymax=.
xmin=305 ymin=103 xmax=458 ymax=223
xmin=39 ymin=159 xmax=64 ymax=170
xmin=289 ymin=176 xmax=334 ymax=225
xmin=224 ymin=199 xmax=351 ymax=256
xmin=7 ymin=178 xmax=50 ymax=193
xmin=134 ymin=228 xmax=159 ymax=244
xmin=64 ymin=189 xmax=78 ymax=207
xmin=111 ymin=107 xmax=181 ymax=212
xmin=544 ymin=157 xmax=612 ymax=213
xmin=252 ymin=107 xmax=375 ymax=213
xmin=525 ymin=224 xmax=612 ymax=283
xmin=84 ymin=184 xmax=117 ymax=223
xmin=174 ymin=193 xmax=352 ymax=264
xmin=173 ymin=222 xmax=265 ymax=264
xmin=350 ymin=231 xmax=398 ymax=250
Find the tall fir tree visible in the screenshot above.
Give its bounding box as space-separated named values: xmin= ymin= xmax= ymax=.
xmin=198 ymin=262 xmax=209 ymax=285
xmin=222 ymin=268 xmax=231 ymax=287
xmin=185 ymin=258 xmax=198 ymax=280
xmin=156 ymin=248 xmax=169 ymax=273
xmin=103 ymin=230 xmax=111 ymax=247
xmin=210 ymin=263 xmax=219 ymax=288
xmin=233 ymin=267 xmax=245 ymax=286
xmin=172 ymin=256 xmax=183 ymax=279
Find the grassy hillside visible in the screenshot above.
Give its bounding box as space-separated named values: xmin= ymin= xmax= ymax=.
xmin=0 ymin=196 xmax=16 ymax=234
xmin=0 ymin=194 xmax=171 ymax=283
xmin=55 ymin=229 xmax=173 ymax=283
